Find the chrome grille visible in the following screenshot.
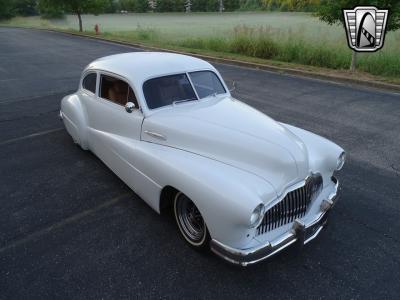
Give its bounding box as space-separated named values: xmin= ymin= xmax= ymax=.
xmin=256 ymin=174 xmax=322 ymax=236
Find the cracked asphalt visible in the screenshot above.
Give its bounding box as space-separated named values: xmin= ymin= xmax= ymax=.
xmin=0 ymin=28 xmax=399 ymax=299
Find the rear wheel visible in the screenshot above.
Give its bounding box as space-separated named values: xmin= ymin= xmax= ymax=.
xmin=174 ymin=192 xmax=210 ymax=249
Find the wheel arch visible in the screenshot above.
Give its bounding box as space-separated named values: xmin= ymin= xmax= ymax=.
xmin=159 ymin=185 xmax=179 ymax=214
xmin=159 ymin=185 xmax=210 ymax=225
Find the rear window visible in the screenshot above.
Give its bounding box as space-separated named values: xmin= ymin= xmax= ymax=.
xmin=82 ymin=73 xmax=96 ymax=94
xmin=143 ymin=74 xmax=197 ymax=109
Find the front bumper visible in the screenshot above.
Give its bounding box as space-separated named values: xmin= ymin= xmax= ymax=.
xmin=210 ymin=176 xmax=339 ymax=266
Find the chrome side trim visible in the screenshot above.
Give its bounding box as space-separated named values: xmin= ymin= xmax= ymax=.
xmin=144 ymin=130 xmax=167 ymax=141
xmin=210 ymin=176 xmax=339 ymax=266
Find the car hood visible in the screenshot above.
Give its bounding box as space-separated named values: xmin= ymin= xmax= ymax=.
xmin=142 ymin=96 xmax=309 ymax=196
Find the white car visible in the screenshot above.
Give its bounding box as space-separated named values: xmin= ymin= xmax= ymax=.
xmin=60 ymin=52 xmax=345 ymax=266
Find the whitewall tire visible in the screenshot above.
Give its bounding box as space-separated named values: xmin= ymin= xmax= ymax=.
xmin=173 ymin=192 xmax=210 ymax=249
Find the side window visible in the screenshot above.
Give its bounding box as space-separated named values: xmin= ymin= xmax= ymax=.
xmin=82 ymin=73 xmax=97 ymax=94
xmin=100 ymin=74 xmax=138 ymax=107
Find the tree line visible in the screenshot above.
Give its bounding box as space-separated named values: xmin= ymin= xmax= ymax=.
xmin=1 ymin=0 xmax=399 ymax=72
xmin=1 ymin=0 xmax=321 ymax=20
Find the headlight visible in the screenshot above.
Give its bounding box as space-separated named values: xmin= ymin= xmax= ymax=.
xmin=336 ymin=151 xmax=346 ymax=170
xmin=249 ymin=204 xmax=265 ymax=228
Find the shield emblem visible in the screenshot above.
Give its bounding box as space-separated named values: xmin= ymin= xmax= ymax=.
xmin=343 ymin=6 xmax=389 ymax=52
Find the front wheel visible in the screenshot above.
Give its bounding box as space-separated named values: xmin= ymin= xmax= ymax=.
xmin=174 ymin=192 xmax=210 ymax=250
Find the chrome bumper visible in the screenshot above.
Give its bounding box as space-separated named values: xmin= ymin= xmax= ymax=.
xmin=210 ymin=176 xmax=339 ymax=266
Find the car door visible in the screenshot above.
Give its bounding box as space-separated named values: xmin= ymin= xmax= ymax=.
xmin=83 ymin=72 xmax=144 ymax=189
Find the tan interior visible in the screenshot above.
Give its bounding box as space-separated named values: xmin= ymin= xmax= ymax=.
xmin=107 ymin=80 xmax=128 ymax=106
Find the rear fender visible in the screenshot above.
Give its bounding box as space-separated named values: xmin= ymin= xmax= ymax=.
xmin=61 ymin=94 xmax=89 ymax=150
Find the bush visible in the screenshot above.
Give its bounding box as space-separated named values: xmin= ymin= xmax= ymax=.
xmin=358 ymin=52 xmax=400 ymax=77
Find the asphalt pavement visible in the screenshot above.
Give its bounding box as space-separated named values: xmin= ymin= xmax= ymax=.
xmin=0 ymin=28 xmax=399 ymax=299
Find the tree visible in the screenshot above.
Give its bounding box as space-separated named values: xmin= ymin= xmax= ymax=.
xmin=219 ymin=0 xmax=224 ymax=12
xmin=185 ymin=0 xmax=192 ymax=12
xmin=136 ymin=0 xmax=150 ymax=12
xmin=224 ymin=0 xmax=240 ymax=11
xmin=104 ymin=0 xmax=120 ymax=13
xmin=38 ymin=0 xmax=63 ymax=18
xmin=148 ymin=0 xmax=157 ymax=11
xmin=316 ymin=0 xmax=400 ymax=71
xmin=38 ymin=0 xmax=109 ymax=32
xmin=14 ymin=0 xmax=38 ymax=16
xmin=157 ymin=0 xmax=176 ymax=12
xmin=119 ymin=0 xmax=149 ymax=12
xmin=0 ymin=0 xmax=15 ymax=19
xmin=119 ymin=0 xmax=134 ymax=10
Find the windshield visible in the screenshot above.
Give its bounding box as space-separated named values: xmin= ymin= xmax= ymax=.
xmin=189 ymin=71 xmax=226 ymax=99
xmin=143 ymin=74 xmax=197 ymax=109
xmin=143 ymin=71 xmax=226 ymax=109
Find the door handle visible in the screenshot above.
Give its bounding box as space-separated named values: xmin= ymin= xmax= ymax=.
xmin=144 ymin=130 xmax=167 ymax=141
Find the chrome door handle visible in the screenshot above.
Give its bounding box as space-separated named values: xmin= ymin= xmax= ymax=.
xmin=144 ymin=130 xmax=167 ymax=141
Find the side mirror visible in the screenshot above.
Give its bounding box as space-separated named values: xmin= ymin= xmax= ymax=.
xmin=228 ymin=81 xmax=236 ymax=92
xmin=125 ymin=102 xmax=135 ymax=113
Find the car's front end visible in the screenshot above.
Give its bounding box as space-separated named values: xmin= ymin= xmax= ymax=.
xmin=142 ymin=96 xmax=346 ymax=265
xmin=210 ymin=173 xmax=341 ymax=266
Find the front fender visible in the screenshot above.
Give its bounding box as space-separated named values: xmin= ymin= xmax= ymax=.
xmin=281 ymin=123 xmax=344 ymax=182
xmin=134 ymin=141 xmax=277 ymax=248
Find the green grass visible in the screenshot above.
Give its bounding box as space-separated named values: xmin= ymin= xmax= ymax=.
xmin=2 ymin=12 xmax=400 ymax=78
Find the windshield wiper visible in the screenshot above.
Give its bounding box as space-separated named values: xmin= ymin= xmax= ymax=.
xmin=172 ymin=98 xmax=197 ymax=105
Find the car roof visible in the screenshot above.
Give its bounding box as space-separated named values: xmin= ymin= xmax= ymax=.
xmin=85 ymin=52 xmax=216 ymax=86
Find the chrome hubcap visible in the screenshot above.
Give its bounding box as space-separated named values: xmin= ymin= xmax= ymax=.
xmin=176 ymin=194 xmax=205 ymax=242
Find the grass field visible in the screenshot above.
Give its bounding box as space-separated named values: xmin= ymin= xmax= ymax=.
xmin=2 ymin=13 xmax=400 ymax=78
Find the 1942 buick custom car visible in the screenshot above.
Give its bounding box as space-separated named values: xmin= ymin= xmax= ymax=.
xmin=60 ymin=52 xmax=345 ymax=266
